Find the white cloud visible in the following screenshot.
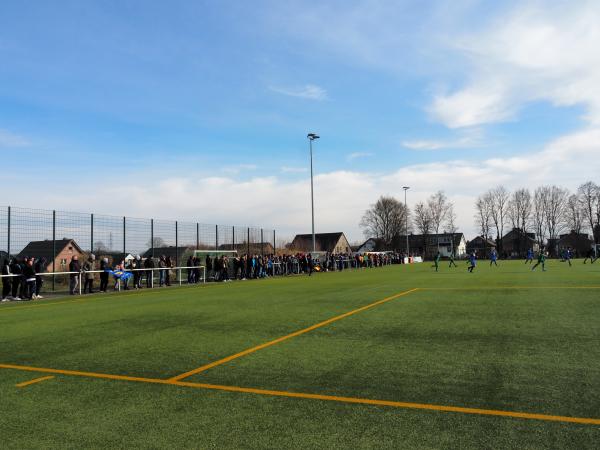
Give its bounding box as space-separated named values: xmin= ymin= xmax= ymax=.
xmin=280 ymin=166 xmax=308 ymax=173
xmin=429 ymin=2 xmax=600 ymax=127
xmin=402 ymin=128 xmax=483 ymax=150
xmin=11 ymin=128 xmax=598 ymax=243
xmin=269 ymin=84 xmax=328 ymax=101
xmin=346 ymin=152 xmax=374 ymax=161
xmin=0 ymin=129 xmax=30 ymax=147
xmin=221 ymin=164 xmax=257 ymax=175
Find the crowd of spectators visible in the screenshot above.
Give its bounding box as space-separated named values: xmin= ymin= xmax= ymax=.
xmin=1 ymin=251 xmax=405 ymax=302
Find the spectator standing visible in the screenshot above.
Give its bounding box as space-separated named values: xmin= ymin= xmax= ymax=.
xmin=10 ymin=258 xmax=22 ymax=300
xmin=23 ymin=258 xmax=36 ymax=300
xmin=165 ymin=256 xmax=173 ymax=286
xmin=69 ymin=255 xmax=81 ymax=295
xmin=144 ymin=257 xmax=155 ymax=288
xmin=100 ymin=258 xmax=109 ymax=292
xmin=34 ymin=257 xmax=46 ymax=298
xmin=1 ymin=258 xmax=12 ymax=301
xmin=83 ymin=254 xmax=96 ymax=294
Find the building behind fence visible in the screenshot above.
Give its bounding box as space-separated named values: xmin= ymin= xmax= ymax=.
xmin=0 ymin=206 xmax=277 ymax=270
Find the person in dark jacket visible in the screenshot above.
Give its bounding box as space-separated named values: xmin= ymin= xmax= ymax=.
xmin=144 ymin=257 xmax=155 ymax=288
xmin=165 ymin=256 xmax=172 ymax=286
xmin=83 ymin=254 xmax=96 ymax=294
xmin=34 ymin=257 xmax=46 ymax=298
xmin=69 ymin=255 xmax=81 ymax=295
xmin=1 ymin=258 xmax=12 ymax=301
xmin=10 ymin=258 xmax=22 ymax=300
xmin=205 ymin=255 xmax=213 ymax=281
xmin=23 ymin=258 xmax=36 ymax=300
xmin=100 ymin=258 xmax=109 ymax=292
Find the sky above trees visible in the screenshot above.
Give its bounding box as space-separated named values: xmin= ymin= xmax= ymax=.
xmin=1 ymin=1 xmax=600 ymax=241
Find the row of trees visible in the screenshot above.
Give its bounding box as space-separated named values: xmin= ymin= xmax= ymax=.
xmin=360 ymin=191 xmax=456 ymax=245
xmin=475 ymin=181 xmax=600 ymax=249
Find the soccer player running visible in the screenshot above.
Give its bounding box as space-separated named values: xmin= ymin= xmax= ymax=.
xmin=467 ymin=252 xmax=477 ymax=273
xmin=531 ymin=249 xmax=547 ymax=272
xmin=563 ymin=247 xmax=573 ymax=267
xmin=525 ymin=248 xmax=534 ymax=264
xmin=583 ymin=247 xmax=596 ymax=264
xmin=432 ymin=252 xmax=441 ymax=272
xmin=448 ymin=252 xmax=458 ymax=268
xmin=490 ymin=248 xmax=499 ymax=267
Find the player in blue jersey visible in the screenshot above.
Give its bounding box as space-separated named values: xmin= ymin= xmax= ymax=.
xmin=525 ymin=248 xmax=534 ymax=264
xmin=489 ymin=248 xmax=498 ymax=267
xmin=562 ymin=247 xmax=573 ymax=267
xmin=467 ymin=252 xmax=477 ymax=273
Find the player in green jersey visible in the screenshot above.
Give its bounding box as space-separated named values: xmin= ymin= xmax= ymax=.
xmin=432 ymin=252 xmax=441 ymax=272
xmin=531 ymin=249 xmax=547 ymax=272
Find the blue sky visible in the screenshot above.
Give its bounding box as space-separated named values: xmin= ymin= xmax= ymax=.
xmin=2 ymin=0 xmax=600 ymax=241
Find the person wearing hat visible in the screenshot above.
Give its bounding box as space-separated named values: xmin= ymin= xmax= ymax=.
xmin=83 ymin=254 xmax=96 ymax=294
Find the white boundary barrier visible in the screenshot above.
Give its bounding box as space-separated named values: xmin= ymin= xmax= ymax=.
xmin=0 ymin=265 xmax=206 ymax=298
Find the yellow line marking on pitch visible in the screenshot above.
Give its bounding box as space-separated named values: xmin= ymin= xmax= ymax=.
xmin=420 ymin=286 xmax=600 ymax=290
xmin=1 ymin=363 xmax=599 ymax=426
xmin=15 ymin=375 xmax=55 ymax=388
xmin=169 ymin=288 xmax=421 ymax=382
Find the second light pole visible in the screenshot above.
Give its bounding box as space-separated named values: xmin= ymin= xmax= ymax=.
xmin=307 ymin=133 xmax=320 ymax=254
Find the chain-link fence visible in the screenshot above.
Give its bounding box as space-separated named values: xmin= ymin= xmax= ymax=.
xmin=0 ymin=204 xmax=276 ymax=277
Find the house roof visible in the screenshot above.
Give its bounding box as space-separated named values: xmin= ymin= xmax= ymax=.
xmin=217 ymin=243 xmax=275 ymax=253
xmin=17 ymin=239 xmax=84 ymax=261
xmin=467 ymin=236 xmax=496 ymax=247
xmin=141 ymin=246 xmax=195 ymax=259
xmin=291 ymin=232 xmax=348 ymax=252
xmin=502 ymin=228 xmax=536 ymax=241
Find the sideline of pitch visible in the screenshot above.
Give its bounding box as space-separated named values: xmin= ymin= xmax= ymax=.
xmin=1 ymin=362 xmax=599 ymax=426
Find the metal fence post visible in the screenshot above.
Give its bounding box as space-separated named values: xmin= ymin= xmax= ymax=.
xmin=247 ymin=227 xmax=250 ymax=255
xmin=196 ymin=223 xmax=199 ymax=250
xmin=123 ymin=216 xmax=126 ymax=261
xmin=6 ymin=206 xmax=10 ymax=258
xmin=90 ymin=213 xmax=94 ymax=254
xmin=261 ymin=228 xmax=264 ymax=256
xmin=232 ymin=227 xmax=235 ymax=251
xmin=175 ymin=220 xmax=179 ymax=282
xmin=273 ymin=230 xmax=276 ymax=254
xmin=52 ymin=210 xmax=56 ymax=291
xmin=215 ymin=224 xmax=218 ymax=250
xmin=151 ymin=219 xmax=154 ymax=258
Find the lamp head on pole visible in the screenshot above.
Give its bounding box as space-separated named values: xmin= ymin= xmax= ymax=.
xmin=403 ymin=186 xmax=410 ymax=191
xmin=307 ymin=133 xmax=320 ymax=141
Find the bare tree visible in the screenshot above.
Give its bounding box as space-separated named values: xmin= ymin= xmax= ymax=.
xmin=489 ymin=186 xmax=509 ymax=250
xmin=565 ymin=194 xmax=584 ymax=234
xmin=427 ymin=191 xmax=452 ymax=234
xmin=577 ymin=181 xmax=600 ymax=243
xmin=444 ymin=205 xmax=458 ymax=233
xmin=507 ymin=188 xmax=532 ymax=232
xmin=533 ymin=187 xmax=548 ymax=248
xmin=360 ymin=196 xmax=409 ymax=245
xmin=147 ymin=237 xmax=166 ymax=248
xmin=474 ymin=193 xmax=493 ymax=240
xmin=413 ymin=201 xmax=432 ymax=235
xmin=543 ymin=185 xmax=569 ymax=242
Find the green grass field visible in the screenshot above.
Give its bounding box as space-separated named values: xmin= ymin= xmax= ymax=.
xmin=2 ymin=260 xmax=600 ymax=449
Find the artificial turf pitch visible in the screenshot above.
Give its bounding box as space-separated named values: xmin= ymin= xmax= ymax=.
xmin=1 ymin=260 xmax=599 ymax=449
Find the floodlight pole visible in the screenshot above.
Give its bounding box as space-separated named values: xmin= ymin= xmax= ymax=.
xmin=308 ymin=133 xmax=320 ymax=254
xmin=403 ymin=186 xmax=410 ymax=257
